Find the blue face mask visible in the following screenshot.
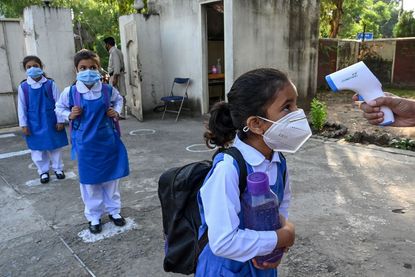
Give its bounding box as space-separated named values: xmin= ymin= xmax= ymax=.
xmin=26 ymin=67 xmax=44 ymax=79
xmin=76 ymin=69 xmax=101 ymax=86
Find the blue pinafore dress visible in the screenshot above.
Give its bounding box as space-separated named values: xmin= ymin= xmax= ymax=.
xmin=69 ymin=85 xmax=129 ymax=185
xmin=196 ymin=152 xmax=286 ymax=277
xmin=22 ymin=80 xmax=68 ymax=151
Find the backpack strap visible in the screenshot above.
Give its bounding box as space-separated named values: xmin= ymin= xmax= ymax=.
xmin=223 ymin=147 xmax=248 ymax=195
xmin=69 ymin=85 xmax=81 ymax=160
xmin=69 ymin=85 xmax=81 ymax=133
xmin=276 ymin=152 xmax=287 ymax=204
xmin=102 ymin=84 xmax=121 ymax=136
xmin=197 ymin=147 xmax=248 ymax=259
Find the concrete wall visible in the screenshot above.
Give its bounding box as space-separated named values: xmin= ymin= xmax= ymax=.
xmin=393 ymin=38 xmax=415 ymax=86
xmin=158 ymin=0 xmax=204 ymax=111
xmin=23 ymin=6 xmax=75 ymax=91
xmin=228 ymin=0 xmax=320 ymax=108
xmin=129 ymin=0 xmax=320 ymax=115
xmin=317 ymin=38 xmax=415 ymax=88
xmin=0 ymin=19 xmax=26 ymax=126
xmin=120 ymin=13 xmax=165 ymax=114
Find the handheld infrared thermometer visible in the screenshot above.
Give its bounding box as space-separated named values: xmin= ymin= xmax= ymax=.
xmin=325 ymin=61 xmax=394 ymax=126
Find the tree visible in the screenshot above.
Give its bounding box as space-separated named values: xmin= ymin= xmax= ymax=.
xmin=0 ymin=0 xmax=42 ymax=18
xmin=320 ymin=0 xmax=400 ymax=39
xmin=320 ymin=0 xmax=345 ymax=38
xmin=393 ymin=10 xmax=415 ymax=37
xmin=0 ymin=0 xmax=136 ymax=69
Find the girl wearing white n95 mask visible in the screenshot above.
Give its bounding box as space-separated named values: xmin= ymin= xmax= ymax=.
xmin=198 ymin=68 xmax=311 ymax=277
xmin=55 ymin=49 xmax=129 ymax=235
xmin=17 ymin=55 xmax=68 ymax=184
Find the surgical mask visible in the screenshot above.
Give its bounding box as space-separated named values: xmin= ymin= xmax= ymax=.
xmin=257 ymin=109 xmax=312 ymax=153
xmin=26 ymin=67 xmax=43 ymax=79
xmin=76 ymin=69 xmax=101 ymax=86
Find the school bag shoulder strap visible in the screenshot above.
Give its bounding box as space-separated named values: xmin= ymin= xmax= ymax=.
xmin=69 ymin=85 xmax=78 ymax=107
xmin=220 ymin=147 xmax=248 ymax=194
xmin=278 ymin=152 xmax=287 ymax=186
xmin=101 ymin=84 xmax=122 ymax=136
xmin=197 ymin=146 xmax=248 ymax=260
xmin=275 ymin=152 xmax=287 ymax=203
xmin=101 ymin=83 xmax=113 ymax=109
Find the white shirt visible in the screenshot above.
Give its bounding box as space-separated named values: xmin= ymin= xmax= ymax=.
xmin=199 ymin=136 xmax=291 ymax=262
xmin=55 ymin=81 xmax=123 ymax=121
xmin=17 ymin=76 xmax=64 ymax=127
xmin=108 ymin=46 xmax=125 ymax=75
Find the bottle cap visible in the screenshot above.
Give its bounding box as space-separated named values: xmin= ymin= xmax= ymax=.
xmin=247 ymin=172 xmax=269 ymax=195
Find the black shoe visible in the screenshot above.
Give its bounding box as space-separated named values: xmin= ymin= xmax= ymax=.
xmin=88 ymin=220 xmax=102 ymax=234
xmin=55 ymin=171 xmax=65 ymax=180
xmin=40 ymin=172 xmax=49 ymax=184
xmin=109 ymin=214 xmax=126 ymax=227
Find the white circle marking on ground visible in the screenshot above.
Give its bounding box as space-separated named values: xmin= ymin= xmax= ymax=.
xmin=129 ymin=129 xmax=156 ymax=136
xmin=185 ymin=144 xmax=217 ymax=153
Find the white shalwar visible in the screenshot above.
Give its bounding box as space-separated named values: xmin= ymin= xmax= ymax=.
xmin=17 ymin=76 xmax=65 ymax=175
xmin=55 ymin=80 xmax=124 ymax=223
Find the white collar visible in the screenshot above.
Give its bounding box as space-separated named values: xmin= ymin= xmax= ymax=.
xmin=233 ymin=135 xmax=281 ymax=166
xmin=75 ymin=80 xmax=102 ymax=94
xmin=27 ymin=76 xmax=47 ymax=85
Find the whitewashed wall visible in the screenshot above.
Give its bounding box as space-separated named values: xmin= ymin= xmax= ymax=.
xmin=0 ymin=19 xmax=26 ymax=126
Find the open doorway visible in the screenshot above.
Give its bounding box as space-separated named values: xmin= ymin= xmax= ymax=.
xmin=203 ymin=1 xmax=224 ymax=110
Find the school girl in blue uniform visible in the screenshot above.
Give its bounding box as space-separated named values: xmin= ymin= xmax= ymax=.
xmin=55 ymin=49 xmax=129 ymax=234
xmin=197 ymin=68 xmax=312 ymax=276
xmin=17 ymin=55 xmax=68 ymax=184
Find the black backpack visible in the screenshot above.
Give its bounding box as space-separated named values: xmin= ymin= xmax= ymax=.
xmin=158 ymin=147 xmax=248 ymax=274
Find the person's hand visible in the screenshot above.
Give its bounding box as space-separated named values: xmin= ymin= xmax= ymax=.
xmin=276 ymin=220 xmax=295 ymax=249
xmin=56 ymin=123 xmax=65 ymax=131
xmin=353 ymin=94 xmax=415 ymax=127
xmin=252 ymin=257 xmax=282 ymax=270
xmin=69 ymin=106 xmax=82 ymax=120
xmin=106 ymin=107 xmax=119 ymax=119
xmin=22 ymin=126 xmax=30 ymax=136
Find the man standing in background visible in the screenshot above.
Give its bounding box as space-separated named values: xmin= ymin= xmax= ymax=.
xmin=104 ymin=37 xmax=127 ymax=119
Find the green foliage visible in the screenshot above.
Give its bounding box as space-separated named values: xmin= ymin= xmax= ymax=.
xmin=310 ymin=98 xmax=328 ymax=131
xmin=383 ymin=87 xmax=415 ymax=99
xmin=393 ymin=11 xmax=415 ymax=37
xmin=320 ymin=0 xmax=400 ymax=39
xmin=0 ymin=0 xmax=42 ymax=18
xmin=389 ymin=138 xmax=415 ymax=151
xmin=0 ymin=0 xmax=137 ymax=69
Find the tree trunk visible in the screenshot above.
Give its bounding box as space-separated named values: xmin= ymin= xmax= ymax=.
xmin=329 ymin=0 xmax=344 ymax=38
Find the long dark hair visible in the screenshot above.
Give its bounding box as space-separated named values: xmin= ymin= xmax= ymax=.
xmin=204 ymin=68 xmax=289 ymax=148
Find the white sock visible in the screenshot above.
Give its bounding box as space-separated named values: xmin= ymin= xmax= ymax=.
xmin=91 ymin=219 xmax=100 ymax=225
xmin=111 ymin=213 xmax=122 ymax=219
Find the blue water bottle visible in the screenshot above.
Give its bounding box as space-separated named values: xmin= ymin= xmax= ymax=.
xmin=242 ymin=172 xmax=284 ymax=265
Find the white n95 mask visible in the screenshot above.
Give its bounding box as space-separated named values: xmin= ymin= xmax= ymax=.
xmin=258 ymin=109 xmax=312 ymax=153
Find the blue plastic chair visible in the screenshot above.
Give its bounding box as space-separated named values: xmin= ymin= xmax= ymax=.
xmin=161 ymin=78 xmax=190 ymax=121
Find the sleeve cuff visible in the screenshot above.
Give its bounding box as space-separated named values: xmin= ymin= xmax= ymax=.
xmin=257 ymin=231 xmax=278 ymax=256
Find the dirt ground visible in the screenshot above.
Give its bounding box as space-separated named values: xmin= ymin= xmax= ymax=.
xmin=316 ymin=90 xmax=415 ymax=140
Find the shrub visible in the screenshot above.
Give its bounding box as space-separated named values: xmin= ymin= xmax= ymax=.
xmin=310 ymin=98 xmax=328 ymax=131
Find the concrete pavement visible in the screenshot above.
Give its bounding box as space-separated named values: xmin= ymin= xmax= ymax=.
xmin=0 ymin=114 xmax=414 ymax=277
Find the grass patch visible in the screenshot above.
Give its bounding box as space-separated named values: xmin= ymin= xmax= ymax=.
xmin=383 ymin=87 xmax=415 ymax=99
